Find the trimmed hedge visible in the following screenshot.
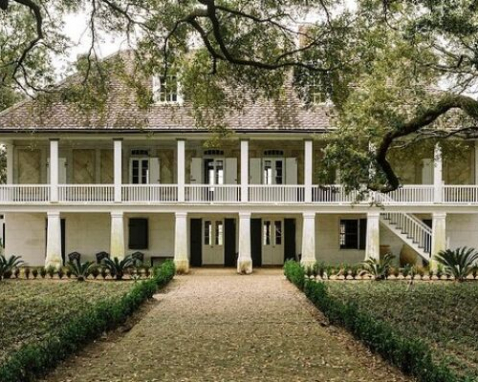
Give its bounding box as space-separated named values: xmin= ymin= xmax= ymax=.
xmin=284 ymin=261 xmax=462 ymax=382
xmin=0 ymin=260 xmax=175 ymax=382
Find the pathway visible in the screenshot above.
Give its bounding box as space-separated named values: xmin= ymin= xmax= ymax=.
xmin=45 ymin=269 xmax=412 ymax=382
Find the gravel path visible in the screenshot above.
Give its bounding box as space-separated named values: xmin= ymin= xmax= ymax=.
xmin=45 ymin=269 xmax=412 ymax=382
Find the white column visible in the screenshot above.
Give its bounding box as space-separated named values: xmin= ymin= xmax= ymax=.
xmin=174 ymin=212 xmax=189 ymax=273
xmin=45 ymin=211 xmax=62 ymax=270
xmin=304 ymin=140 xmax=313 ymax=203
xmin=431 ymin=212 xmax=447 ymax=270
xmin=237 ymin=212 xmax=252 ymax=274
xmin=365 ymin=211 xmax=380 ymax=260
xmin=5 ymin=143 xmax=13 ymax=184
xmin=300 ymin=212 xmax=316 ymax=268
xmin=110 ymin=211 xmax=125 ymax=260
xmin=177 ymin=139 xmax=185 ymax=202
xmin=49 ymin=139 xmax=59 ymax=203
xmin=434 ymin=143 xmax=443 ymax=203
xmin=240 ymin=140 xmax=249 ymax=202
xmin=114 ymin=139 xmax=122 ymax=203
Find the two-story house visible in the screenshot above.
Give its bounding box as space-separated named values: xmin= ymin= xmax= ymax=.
xmin=1 ymin=51 xmax=477 ymax=273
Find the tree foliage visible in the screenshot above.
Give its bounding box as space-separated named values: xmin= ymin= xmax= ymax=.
xmin=2 ymin=0 xmax=478 ymax=191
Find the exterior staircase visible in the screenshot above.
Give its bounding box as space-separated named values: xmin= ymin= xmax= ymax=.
xmin=379 ymin=212 xmax=432 ymax=261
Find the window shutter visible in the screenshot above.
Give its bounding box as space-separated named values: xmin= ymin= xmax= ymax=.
xmin=152 ymin=76 xmax=160 ymax=103
xmin=190 ymin=158 xmax=203 ymax=184
xmin=250 ymin=158 xmax=261 ymax=184
xmin=129 ymin=218 xmax=148 ymax=250
xmin=359 ymin=219 xmax=367 ymax=250
xmin=285 ymin=158 xmax=298 ymax=185
xmin=422 ymin=158 xmax=433 ymax=184
xmin=47 ymin=158 xmax=67 ymax=183
xmin=225 ymin=158 xmax=237 ymax=184
xmin=149 ymin=158 xmax=160 ymax=184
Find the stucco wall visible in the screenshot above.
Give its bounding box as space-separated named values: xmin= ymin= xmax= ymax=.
xmin=447 ymin=214 xmax=478 ymax=249
xmin=5 ymin=213 xmax=45 ymax=265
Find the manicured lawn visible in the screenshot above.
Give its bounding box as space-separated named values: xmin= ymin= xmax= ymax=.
xmin=0 ymin=279 xmax=134 ymax=363
xmin=326 ymin=282 xmax=478 ymax=380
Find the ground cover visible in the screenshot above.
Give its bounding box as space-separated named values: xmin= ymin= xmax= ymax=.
xmin=326 ymin=282 xmax=478 ymax=380
xmin=0 ymin=280 xmax=134 ymax=363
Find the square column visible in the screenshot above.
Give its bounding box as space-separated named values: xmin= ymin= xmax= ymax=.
xmin=114 ymin=139 xmax=122 ymax=203
xmin=300 ymin=212 xmax=316 ymax=268
xmin=365 ymin=211 xmax=380 ymax=260
xmin=304 ymin=140 xmax=313 ymax=202
xmin=434 ymin=143 xmax=443 ymax=203
xmin=241 ymin=140 xmax=249 ymax=202
xmin=110 ymin=211 xmax=125 ymax=260
xmin=431 ymin=212 xmax=447 ymax=270
xmin=45 ymin=211 xmax=62 ymax=270
xmin=49 ymin=139 xmax=59 ymax=203
xmin=174 ymin=212 xmax=189 ymax=273
xmin=237 ymin=212 xmax=252 ymax=274
xmin=177 ymin=140 xmax=185 ymax=202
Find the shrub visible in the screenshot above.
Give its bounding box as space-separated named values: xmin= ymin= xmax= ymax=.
xmin=66 ymin=260 xmax=93 ymax=282
xmin=39 ymin=267 xmax=47 ymax=279
xmin=0 ymin=261 xmax=175 ymax=382
xmin=435 ymin=247 xmax=478 ymax=282
xmin=24 ymin=267 xmax=31 ymax=279
xmin=102 ymin=256 xmax=135 ymax=280
xmin=0 ymin=255 xmax=24 ymax=280
xmin=362 ymin=253 xmax=395 ymax=280
xmin=283 ymin=260 xmax=305 ymax=290
xmin=46 ymin=266 xmax=56 ymax=279
xmin=32 ymin=268 xmax=38 ymax=279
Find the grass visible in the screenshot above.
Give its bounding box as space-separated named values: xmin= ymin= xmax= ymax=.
xmin=326 ymin=282 xmax=478 ymax=380
xmin=0 ymin=279 xmax=134 ymax=364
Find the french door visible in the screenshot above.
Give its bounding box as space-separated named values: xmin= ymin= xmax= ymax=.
xmin=205 ymin=158 xmax=224 ymax=185
xmin=202 ymin=219 xmax=224 ymax=264
xmin=263 ymin=158 xmax=284 ymax=185
xmin=130 ymin=158 xmax=149 ymax=184
xmin=262 ymin=219 xmax=284 ymax=265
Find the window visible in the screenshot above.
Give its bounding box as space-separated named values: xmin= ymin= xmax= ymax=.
xmin=263 ymin=159 xmax=284 ymax=185
xmin=340 ymin=219 xmax=366 ymax=250
xmin=131 ymin=158 xmax=149 ymax=184
xmin=275 ymin=221 xmax=282 ymax=245
xmin=153 ymin=75 xmax=181 ymax=103
xmin=129 ymin=218 xmax=148 ymax=250
xmin=204 ymin=221 xmax=212 ymax=245
xmin=215 ymin=221 xmax=223 ymax=246
xmin=263 ymin=221 xmax=272 ymax=245
xmin=309 ymin=78 xmax=327 ymax=104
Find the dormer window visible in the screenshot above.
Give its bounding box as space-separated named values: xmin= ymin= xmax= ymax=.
xmin=308 ymin=78 xmax=327 ymax=105
xmin=153 ymin=74 xmax=182 ymax=104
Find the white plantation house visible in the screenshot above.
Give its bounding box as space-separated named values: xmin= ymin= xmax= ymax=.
xmin=0 ymin=53 xmax=477 ymax=273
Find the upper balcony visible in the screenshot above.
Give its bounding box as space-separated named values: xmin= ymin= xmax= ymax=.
xmin=1 ymin=136 xmax=478 ymax=207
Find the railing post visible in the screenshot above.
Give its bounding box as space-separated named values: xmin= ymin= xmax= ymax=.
xmin=49 ymin=139 xmax=59 ymax=203
xmin=241 ymin=139 xmax=249 ymax=202
xmin=177 ymin=139 xmax=185 ymax=202
xmin=114 ymin=139 xmax=122 ymax=203
xmin=304 ymin=139 xmax=313 ymax=203
xmin=434 ymin=143 xmax=443 ymax=203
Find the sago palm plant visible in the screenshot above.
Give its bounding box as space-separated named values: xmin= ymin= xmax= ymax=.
xmin=102 ymin=255 xmax=134 ymax=280
xmin=435 ymin=247 xmax=478 ymax=282
xmin=0 ymin=255 xmax=24 ymax=280
xmin=362 ymin=253 xmax=395 ymax=281
xmin=66 ymin=260 xmax=94 ymax=282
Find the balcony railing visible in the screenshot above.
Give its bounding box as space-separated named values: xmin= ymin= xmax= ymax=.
xmin=0 ymin=184 xmax=478 ymax=205
xmin=59 ymin=185 xmax=114 ymax=202
xmin=249 ymin=185 xmax=305 ymax=203
xmin=186 ymin=185 xmax=240 ymax=203
xmin=122 ymin=185 xmax=178 ymax=202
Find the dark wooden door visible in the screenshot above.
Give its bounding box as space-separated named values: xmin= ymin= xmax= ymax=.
xmin=190 ymin=219 xmax=202 ymax=267
xmin=224 ymin=219 xmax=236 ymax=267
xmin=251 ymin=218 xmax=262 ymax=267
xmin=284 ymin=218 xmax=296 ymax=262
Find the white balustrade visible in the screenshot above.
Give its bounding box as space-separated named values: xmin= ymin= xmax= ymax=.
xmin=382 ymin=185 xmax=435 ymax=204
xmin=443 ymin=185 xmax=478 ymax=203
xmin=0 ymin=185 xmax=50 ymax=203
xmin=59 ymin=185 xmax=114 ymax=202
xmin=185 ymin=185 xmax=241 ymax=203
xmin=122 ymin=185 xmax=178 ymax=202
xmin=312 ymin=185 xmax=359 ymax=203
xmin=248 ymin=185 xmax=305 ymax=203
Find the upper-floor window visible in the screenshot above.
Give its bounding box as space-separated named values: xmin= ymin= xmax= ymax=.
xmin=153 ymin=75 xmax=182 ymax=104
xmin=309 ymin=78 xmax=327 ymax=104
